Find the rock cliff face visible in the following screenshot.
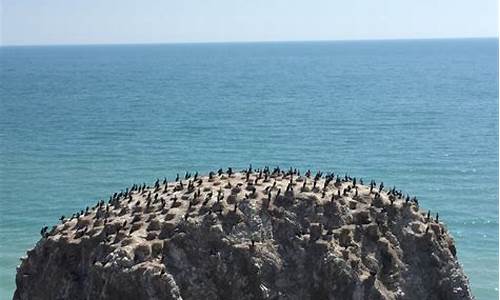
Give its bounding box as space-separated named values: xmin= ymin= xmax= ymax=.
xmin=14 ymin=168 xmax=474 ymax=300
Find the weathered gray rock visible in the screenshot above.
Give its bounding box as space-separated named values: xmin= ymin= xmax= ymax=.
xmin=14 ymin=169 xmax=474 ymax=300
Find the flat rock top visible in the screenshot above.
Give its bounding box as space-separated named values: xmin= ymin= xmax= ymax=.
xmin=15 ymin=168 xmax=474 ymax=300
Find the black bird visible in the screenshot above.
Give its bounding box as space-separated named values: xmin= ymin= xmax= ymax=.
xmin=40 ymin=226 xmax=48 ymax=237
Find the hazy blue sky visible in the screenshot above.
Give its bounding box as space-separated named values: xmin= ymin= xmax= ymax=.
xmin=1 ymin=0 xmax=498 ymax=45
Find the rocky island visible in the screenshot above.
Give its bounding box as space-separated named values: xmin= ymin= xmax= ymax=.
xmin=14 ymin=167 xmax=474 ymax=300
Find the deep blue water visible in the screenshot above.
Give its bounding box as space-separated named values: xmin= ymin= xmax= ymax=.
xmin=0 ymin=39 xmax=498 ymax=299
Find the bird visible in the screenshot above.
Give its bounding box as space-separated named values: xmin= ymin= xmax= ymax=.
xmin=40 ymin=226 xmax=48 ymax=237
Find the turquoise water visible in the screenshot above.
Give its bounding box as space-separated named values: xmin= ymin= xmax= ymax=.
xmin=0 ymin=39 xmax=498 ymax=299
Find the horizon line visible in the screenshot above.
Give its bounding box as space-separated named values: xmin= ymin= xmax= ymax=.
xmin=1 ymin=35 xmax=497 ymax=48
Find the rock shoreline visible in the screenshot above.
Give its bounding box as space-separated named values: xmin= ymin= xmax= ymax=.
xmin=14 ymin=167 xmax=474 ymax=299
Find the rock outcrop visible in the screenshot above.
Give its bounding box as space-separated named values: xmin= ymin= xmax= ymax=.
xmin=14 ymin=167 xmax=474 ymax=300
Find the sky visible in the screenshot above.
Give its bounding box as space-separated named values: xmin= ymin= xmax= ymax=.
xmin=1 ymin=0 xmax=498 ymax=46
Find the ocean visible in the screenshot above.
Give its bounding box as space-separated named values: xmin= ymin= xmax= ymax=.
xmin=0 ymin=38 xmax=498 ymax=299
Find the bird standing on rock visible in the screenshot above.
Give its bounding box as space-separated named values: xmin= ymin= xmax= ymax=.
xmin=40 ymin=226 xmax=48 ymax=237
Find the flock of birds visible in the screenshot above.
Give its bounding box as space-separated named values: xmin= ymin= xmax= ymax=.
xmin=39 ymin=165 xmax=441 ymax=241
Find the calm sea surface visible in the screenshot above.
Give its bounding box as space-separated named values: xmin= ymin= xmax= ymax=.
xmin=0 ymin=39 xmax=498 ymax=299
